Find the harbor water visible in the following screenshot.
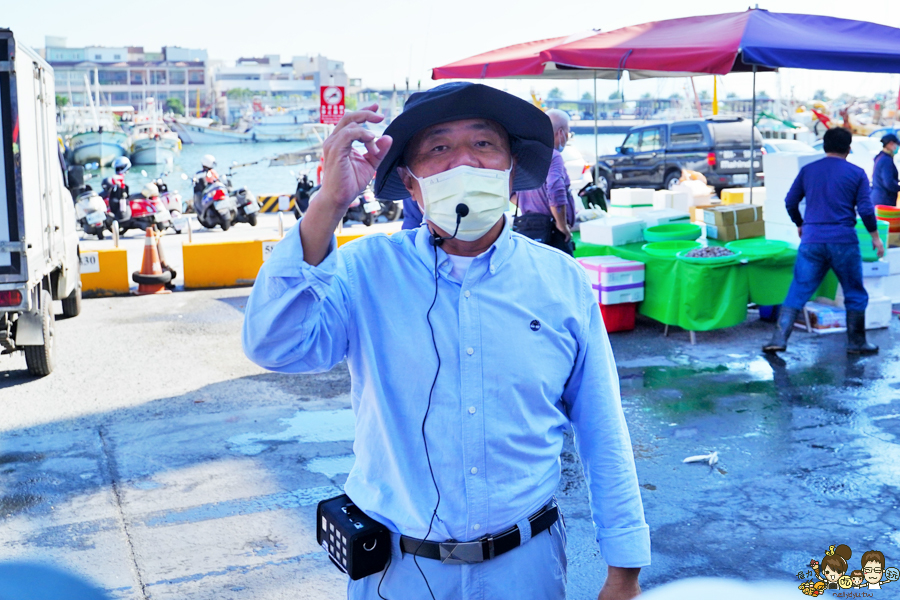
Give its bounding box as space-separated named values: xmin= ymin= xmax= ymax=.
xmin=94 ymin=133 xmax=628 ymax=199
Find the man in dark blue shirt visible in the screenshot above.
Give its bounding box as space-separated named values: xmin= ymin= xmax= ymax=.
xmin=764 ymin=127 xmax=884 ymax=355
xmin=871 ymin=133 xmax=900 ymax=207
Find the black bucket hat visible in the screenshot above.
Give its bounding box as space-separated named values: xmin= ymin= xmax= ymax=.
xmin=881 ymin=133 xmax=900 ymax=146
xmin=374 ymin=82 xmax=553 ymax=200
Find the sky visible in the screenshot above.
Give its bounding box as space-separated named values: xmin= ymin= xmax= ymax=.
xmin=7 ymin=0 xmax=900 ymax=103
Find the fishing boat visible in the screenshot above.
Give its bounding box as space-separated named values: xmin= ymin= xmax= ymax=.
xmin=129 ymin=98 xmax=182 ymax=164
xmin=69 ymin=125 xmax=130 ymax=166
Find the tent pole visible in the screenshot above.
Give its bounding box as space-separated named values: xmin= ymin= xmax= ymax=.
xmin=593 ymin=71 xmax=598 ymax=183
xmin=749 ymin=65 xmax=757 ymax=204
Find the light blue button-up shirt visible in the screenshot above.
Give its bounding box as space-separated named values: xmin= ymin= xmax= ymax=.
xmin=242 ymin=219 xmax=651 ymax=568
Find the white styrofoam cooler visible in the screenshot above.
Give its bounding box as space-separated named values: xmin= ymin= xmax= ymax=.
xmin=834 ymin=277 xmax=888 ymax=306
xmin=764 ymin=221 xmax=801 ymax=248
xmin=762 ymin=152 xmax=820 ymax=225
xmin=888 ymin=247 xmax=900 ymax=275
xmin=862 ymin=260 xmax=890 ymax=277
xmin=608 ymin=205 xmax=654 ymax=217
xmin=865 ymin=295 xmax=893 ymax=329
xmin=590 ymin=282 xmax=645 ymax=305
xmin=580 ymin=216 xmax=645 ymax=246
xmin=885 ymin=273 xmax=900 ymax=303
xmin=652 ymin=190 xmax=692 ymax=212
xmin=641 ymin=209 xmax=691 ymax=228
xmin=610 ymin=188 xmax=654 ymax=207
xmin=577 ymin=256 xmax=645 ymax=286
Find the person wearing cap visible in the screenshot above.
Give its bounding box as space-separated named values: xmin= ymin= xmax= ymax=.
xmin=764 ymin=127 xmax=883 ymax=355
xmin=513 ymin=109 xmax=577 ymax=255
xmin=871 ymin=133 xmax=900 ymax=207
xmin=242 ymin=82 xmax=649 ymax=600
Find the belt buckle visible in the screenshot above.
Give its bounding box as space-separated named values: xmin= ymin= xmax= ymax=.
xmin=439 ymin=537 xmax=490 ymax=565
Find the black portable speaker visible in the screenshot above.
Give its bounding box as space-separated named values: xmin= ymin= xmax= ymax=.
xmin=317 ymin=494 xmax=391 ymax=580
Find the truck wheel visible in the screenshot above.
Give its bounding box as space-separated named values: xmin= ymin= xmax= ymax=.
xmin=596 ymin=173 xmax=610 ymax=196
xmin=61 ymin=282 xmax=82 ymax=318
xmin=664 ymin=171 xmax=682 ymax=190
xmin=24 ymin=290 xmax=55 ymax=377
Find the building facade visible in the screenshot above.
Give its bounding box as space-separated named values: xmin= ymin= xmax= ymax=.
xmin=45 ymin=37 xmax=213 ymax=112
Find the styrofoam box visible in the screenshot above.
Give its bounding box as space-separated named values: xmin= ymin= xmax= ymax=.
xmin=610 ymin=188 xmax=654 ymax=207
xmin=580 ymin=216 xmax=645 ymax=246
xmin=719 ymin=187 xmax=766 ymax=206
xmin=834 ymin=277 xmax=889 ymax=306
xmin=762 ymin=152 xmax=821 ymax=225
xmin=652 ymin=190 xmax=692 ymax=212
xmin=888 ymin=247 xmax=900 ymax=275
xmin=642 ymin=209 xmax=691 ymax=228
xmin=764 ymin=221 xmax=801 ymax=248
xmin=866 ymin=295 xmax=893 ymax=329
xmin=591 ymin=282 xmax=645 ymax=305
xmin=884 ymin=273 xmax=900 ymax=303
xmin=577 ymin=256 xmax=645 ymax=286
xmin=608 ymin=205 xmax=654 ymax=217
xmin=862 ymin=260 xmax=890 ymax=277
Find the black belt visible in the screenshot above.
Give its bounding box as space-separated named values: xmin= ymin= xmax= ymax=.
xmin=399 ymin=502 xmax=559 ymax=565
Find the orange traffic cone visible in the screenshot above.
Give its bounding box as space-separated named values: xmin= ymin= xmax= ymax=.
xmin=132 ymin=227 xmax=172 ymax=295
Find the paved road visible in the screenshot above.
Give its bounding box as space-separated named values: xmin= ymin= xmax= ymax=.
xmin=1 ymin=288 xmax=899 ymax=598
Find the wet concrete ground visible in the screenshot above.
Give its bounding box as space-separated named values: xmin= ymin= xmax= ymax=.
xmin=1 ymin=290 xmax=898 ymax=598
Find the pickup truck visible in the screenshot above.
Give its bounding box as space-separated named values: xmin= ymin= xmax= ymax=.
xmin=594 ymin=117 xmax=765 ymax=196
xmin=0 ymin=29 xmax=81 ymax=376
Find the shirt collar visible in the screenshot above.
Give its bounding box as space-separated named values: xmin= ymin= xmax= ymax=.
xmin=413 ymin=215 xmax=515 ymax=277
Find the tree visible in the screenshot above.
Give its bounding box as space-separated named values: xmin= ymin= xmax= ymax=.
xmin=608 ymin=91 xmax=623 ymax=101
xmin=345 ymin=95 xmax=358 ymax=111
xmin=581 ymin=92 xmax=593 ymax=101
xmin=726 ymin=92 xmax=738 ymax=99
xmin=165 ymin=97 xmax=185 ymax=116
xmin=547 ymin=87 xmax=563 ymax=99
xmin=813 ymin=89 xmax=829 ymax=101
xmin=699 ymin=90 xmax=710 ymax=100
xmin=640 ymin=92 xmax=652 ymax=99
xmin=756 ymin=90 xmax=771 ymax=99
xmin=226 ymin=88 xmax=254 ymax=102
xmin=55 ymin=94 xmax=68 ymax=108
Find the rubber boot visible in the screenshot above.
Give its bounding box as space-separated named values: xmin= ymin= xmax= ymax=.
xmin=763 ymin=306 xmax=800 ymax=353
xmin=846 ymin=310 xmax=878 ymax=355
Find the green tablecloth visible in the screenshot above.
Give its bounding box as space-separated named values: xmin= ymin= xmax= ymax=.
xmin=573 ymin=233 xmax=837 ymax=331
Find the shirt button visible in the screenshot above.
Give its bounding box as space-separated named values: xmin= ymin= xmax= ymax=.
xmin=473 ymin=523 xmax=481 ymax=531
xmin=468 ymin=406 xmax=476 ymax=414
xmin=466 ymin=347 xmax=474 ymax=355
xmin=489 ymin=266 xmax=496 ymax=274
xmin=470 ymin=467 xmax=478 ymax=475
xmin=464 ymin=290 xmax=471 ymax=298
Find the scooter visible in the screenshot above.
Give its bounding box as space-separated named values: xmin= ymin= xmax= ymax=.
xmin=74 ymin=190 xmax=114 ymax=239
xmin=222 ymin=165 xmax=260 ymax=226
xmin=142 ymin=169 xmax=187 ymax=233
xmin=343 ymin=185 xmax=382 ymax=226
xmin=194 ymin=179 xmax=237 ymax=231
xmin=101 ymin=178 xmax=172 ymax=235
xmin=292 ymin=172 xmax=319 ymax=219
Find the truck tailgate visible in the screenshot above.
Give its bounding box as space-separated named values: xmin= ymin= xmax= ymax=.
xmin=716 ymin=148 xmax=762 ymax=173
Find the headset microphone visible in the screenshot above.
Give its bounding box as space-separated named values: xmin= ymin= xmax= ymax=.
xmin=430 ymin=203 xmax=470 ymax=247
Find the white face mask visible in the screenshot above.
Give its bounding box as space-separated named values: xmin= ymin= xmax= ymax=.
xmin=408 ymin=165 xmax=512 ymax=242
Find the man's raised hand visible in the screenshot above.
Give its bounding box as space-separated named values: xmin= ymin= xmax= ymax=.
xmin=318 ymin=104 xmax=393 ymax=210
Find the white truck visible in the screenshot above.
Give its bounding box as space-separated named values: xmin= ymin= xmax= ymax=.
xmin=0 ymin=30 xmax=81 ymax=376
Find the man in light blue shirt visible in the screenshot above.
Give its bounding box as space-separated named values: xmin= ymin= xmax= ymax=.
xmin=243 ymin=82 xmax=649 ymax=600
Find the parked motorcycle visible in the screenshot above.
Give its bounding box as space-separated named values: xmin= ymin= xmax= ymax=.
xmin=194 ymin=180 xmax=237 ymax=231
xmin=102 ymin=178 xmax=172 ymax=235
xmin=292 ymin=172 xmax=319 ymax=219
xmin=142 ymin=169 xmax=187 ymax=233
xmin=343 ymin=185 xmax=383 ymax=226
xmin=74 ymin=190 xmax=114 ymax=239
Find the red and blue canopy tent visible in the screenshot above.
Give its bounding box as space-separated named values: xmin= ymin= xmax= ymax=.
xmin=433 ymin=8 xmax=900 ymax=189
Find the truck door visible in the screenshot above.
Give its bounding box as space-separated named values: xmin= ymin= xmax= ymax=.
xmin=629 ymin=127 xmax=665 ymax=186
xmin=34 ymin=62 xmax=60 ymax=263
xmin=611 ymin=130 xmax=640 ymax=186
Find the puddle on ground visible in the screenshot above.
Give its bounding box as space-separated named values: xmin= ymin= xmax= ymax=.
xmin=0 ymin=493 xmax=42 ymax=516
xmin=227 ymin=409 xmax=355 ymax=455
xmin=306 ymin=455 xmax=355 ymax=478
